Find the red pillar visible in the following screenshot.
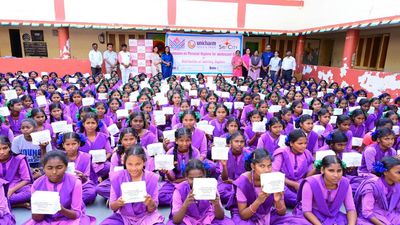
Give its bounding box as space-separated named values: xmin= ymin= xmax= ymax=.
xmin=342 ymin=29 xmax=359 ymax=68
xmin=58 ymin=27 xmax=70 ymax=59
xmin=295 ymin=35 xmax=305 ymax=66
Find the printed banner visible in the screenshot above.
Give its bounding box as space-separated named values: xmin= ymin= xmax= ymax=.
xmin=165 ymin=33 xmax=243 ymax=75
xmin=128 ymin=39 xmax=153 ymax=76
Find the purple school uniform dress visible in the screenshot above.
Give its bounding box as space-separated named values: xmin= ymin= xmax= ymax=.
xmin=167 ymin=180 xmax=234 ymax=225
xmin=95 ymin=151 xmax=121 ymax=199
xmin=0 ymin=154 xmax=32 ymax=205
xmin=71 ymin=152 xmax=97 ymax=205
xmin=305 ymin=130 xmax=319 ymax=155
xmin=79 ymin=132 xmax=112 ymax=178
xmin=100 ymin=170 xmax=165 ymax=225
xmin=139 ymin=130 xmax=157 ymax=149
xmin=22 ymin=173 xmax=96 ymax=225
xmin=272 ymin=146 xmax=313 ymax=208
xmin=67 ymin=103 xmax=81 ymax=123
xmin=243 ymin=125 xmax=260 ymax=150
xmin=210 ymin=118 xmax=227 ymax=137
xmin=282 ymin=122 xmax=294 ymax=136
xmin=158 ymin=147 xmax=200 ymax=206
xmin=240 ymin=104 xmax=255 ymax=125
xmin=365 ymin=112 xmax=378 ymax=132
xmin=0 ymin=178 xmax=15 ymax=225
xmin=227 ymin=173 xmax=309 ymax=225
xmin=295 ymin=174 xmax=355 ymax=225
xmin=256 ymin=131 xmax=280 ymax=155
xmin=358 ymin=143 xmax=397 ymax=176
xmin=350 ymin=123 xmax=366 ymax=138
xmin=217 ymin=148 xmax=251 ymax=204
xmin=168 ymin=126 xmax=208 ymax=159
xmin=314 ymin=122 xmax=333 ymax=148
xmin=355 ymin=176 xmax=400 ymax=225
xmin=0 ymin=124 xmax=14 ymax=142
xmin=8 ymin=112 xmax=26 ymax=136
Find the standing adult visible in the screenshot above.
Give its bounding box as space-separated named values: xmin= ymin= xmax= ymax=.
xmin=281 ymin=50 xmax=296 ymax=83
xmin=231 ymin=50 xmax=243 ymax=78
xmin=161 ymin=46 xmax=173 ymax=80
xmin=248 ymin=50 xmax=262 ymax=80
xmin=150 ymin=46 xmax=162 ymax=77
xmin=260 ymin=44 xmax=274 ymax=79
xmin=103 ymin=43 xmax=118 ymax=74
xmin=241 ymin=48 xmax=251 ymax=79
xmin=118 ymin=44 xmax=132 ymax=84
xmin=268 ymin=51 xmax=282 ymax=83
xmin=88 ymin=43 xmax=103 ymax=75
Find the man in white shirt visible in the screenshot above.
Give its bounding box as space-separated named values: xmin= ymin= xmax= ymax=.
xmin=103 ymin=43 xmax=118 ymax=74
xmin=268 ymin=51 xmax=281 ymax=83
xmin=118 ymin=44 xmax=132 ymax=84
xmin=280 ymin=50 xmax=296 ymax=83
xmin=88 ymin=43 xmax=103 ymax=75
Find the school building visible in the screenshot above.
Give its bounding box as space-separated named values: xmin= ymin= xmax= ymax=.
xmin=0 ymin=0 xmax=399 ymax=96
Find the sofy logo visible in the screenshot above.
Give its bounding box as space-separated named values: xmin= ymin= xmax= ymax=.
xmin=169 ymin=37 xmax=185 ymax=49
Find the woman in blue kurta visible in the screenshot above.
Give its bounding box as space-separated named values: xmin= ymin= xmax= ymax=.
xmin=161 ymin=46 xmax=174 ymax=79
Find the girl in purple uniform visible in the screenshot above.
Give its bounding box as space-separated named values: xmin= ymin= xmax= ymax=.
xmin=23 ymin=151 xmax=96 ymax=225
xmin=209 ymin=104 xmax=229 ymax=138
xmin=169 ymin=159 xmax=234 ymax=225
xmin=101 ymin=145 xmax=165 ymax=225
xmin=127 ymin=111 xmax=157 ymax=149
xmin=355 ymin=156 xmax=400 ymax=224
xmin=296 ymin=155 xmax=357 ymax=225
xmin=257 ymin=117 xmax=285 ymax=155
xmin=296 ymin=115 xmax=319 ymax=155
xmin=58 ymin=132 xmax=97 ymax=205
xmin=314 ymin=108 xmax=333 ymax=148
xmin=78 ymin=112 xmax=112 ymax=179
xmin=7 ymin=98 xmax=25 ymax=136
xmin=0 ymin=136 xmax=32 ymax=207
xmin=0 ymin=178 xmax=15 ymax=224
xmin=272 ymin=129 xmax=315 ymax=208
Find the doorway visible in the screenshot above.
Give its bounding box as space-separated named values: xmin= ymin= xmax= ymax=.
xmin=9 ymin=29 xmax=22 ymax=58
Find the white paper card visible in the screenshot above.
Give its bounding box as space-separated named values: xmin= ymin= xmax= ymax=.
xmin=234 ymin=102 xmax=244 ymax=109
xmin=327 ymin=88 xmax=334 ymax=93
xmin=315 ymin=150 xmax=336 ymax=161
xmin=162 ymin=107 xmax=174 ymax=115
xmin=393 ymin=125 xmax=400 ymax=135
xmin=154 ymin=154 xmax=174 ymax=170
xmin=124 ymin=102 xmax=134 ymax=111
xmin=367 ymin=107 xmax=375 ymax=115
xmin=60 ymin=124 xmax=73 ymax=134
xmin=317 ymin=92 xmax=324 ymax=98
xmin=191 ymin=99 xmax=200 ymax=107
xmin=352 ymin=137 xmax=363 ymax=147
xmin=224 ymin=102 xmax=233 ymax=110
xmin=221 ymin=92 xmax=230 ymax=98
xmin=252 ymin=122 xmax=266 ymax=132
xmin=348 ymin=106 xmax=360 ymax=113
xmin=302 ymin=109 xmax=313 ymax=116
xmin=197 ymin=124 xmax=215 ymax=135
xmin=154 ymin=96 xmax=169 ymax=106
xmin=261 ymin=172 xmax=285 ymax=194
xmin=69 ymin=78 xmax=77 ymax=83
xmin=31 ymin=130 xmax=51 ymax=145
xmin=116 ymin=109 xmax=129 ymax=119
xmin=193 ymin=178 xmax=217 ymax=200
xmin=214 ymin=137 xmax=227 ymax=147
xmin=333 ymin=108 xmax=343 ymax=116
xmin=239 ymin=86 xmax=248 ymax=92
xmin=211 ymin=147 xmax=229 ymax=160
xmin=147 ymin=143 xmax=165 ymax=156
xmin=30 ymin=84 xmax=38 ymax=90
xmin=89 ymin=149 xmax=107 ymax=163
xmin=304 ymin=97 xmax=313 ymax=105
xmin=357 ymin=97 xmax=366 ymax=103
xmin=98 ymin=93 xmax=108 ymax=100
xmin=114 ymin=166 xmax=124 ymax=172
xmin=278 ymin=135 xmax=287 ymax=147
xmin=129 ymin=92 xmax=139 ymax=102
xmin=329 ymin=116 xmax=337 ymax=124
xmin=0 ymin=107 xmax=10 ymax=117
xmin=66 ymin=162 xmax=75 ymax=174
xmin=107 ymin=124 xmax=120 ymax=136
xmin=51 ymin=121 xmax=68 ymax=133
xmin=163 ymin=129 xmax=176 ymax=142
xmin=189 ymin=90 xmax=198 ymax=97
xmin=269 ymin=105 xmax=282 ymax=113
xmin=342 ymin=152 xmax=362 ymax=167
xmin=121 ymin=181 xmax=147 ymax=203
xmin=4 ymin=90 xmax=17 ymax=100
xmin=82 ymin=97 xmax=95 ymax=106
xmin=36 ymin=96 xmax=47 ymax=107
xmin=313 ymin=125 xmax=326 ymax=136
xmin=31 ymin=191 xmax=61 ymax=215
xmin=154 ymin=115 xmax=166 ymax=126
